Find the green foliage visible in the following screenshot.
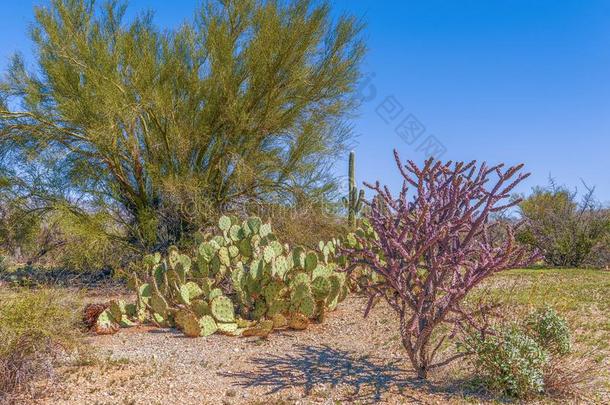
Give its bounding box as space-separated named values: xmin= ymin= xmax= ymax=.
xmin=45 ymin=205 xmax=127 ymax=271
xmin=518 ymin=184 xmax=610 ymax=267
xmin=0 ymin=0 xmax=365 ymax=251
xmin=0 ymin=288 xmax=83 ymax=356
xmin=466 ymin=327 xmax=549 ymax=398
xmin=0 ymin=288 xmax=85 ymax=399
xmin=0 ymin=198 xmax=41 ymax=263
xmin=115 ymin=216 xmax=349 ymax=338
xmin=524 ymin=306 xmax=571 ymax=356
xmin=0 ymin=186 xmax=128 ymax=271
xmin=464 ymin=306 xmax=574 ymax=399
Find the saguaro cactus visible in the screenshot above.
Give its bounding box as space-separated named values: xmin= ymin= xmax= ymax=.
xmin=343 ymin=151 xmax=365 ymax=228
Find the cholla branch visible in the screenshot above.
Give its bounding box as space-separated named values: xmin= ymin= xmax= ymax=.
xmin=341 ymin=150 xmax=539 ymax=379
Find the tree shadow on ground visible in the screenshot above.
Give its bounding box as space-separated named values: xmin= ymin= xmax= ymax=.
xmin=220 ymin=344 xmax=430 ymax=403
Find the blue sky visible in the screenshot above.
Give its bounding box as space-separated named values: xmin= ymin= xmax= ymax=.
xmin=1 ymin=1 xmax=609 ymax=202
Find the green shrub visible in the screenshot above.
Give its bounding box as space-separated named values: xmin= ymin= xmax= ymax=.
xmin=524 ymin=306 xmax=571 ymax=355
xmin=0 ymin=289 xmax=84 ymax=400
xmin=465 ymin=306 xmax=575 ymax=399
xmin=517 ymin=184 xmax=610 ymax=267
xmin=466 ymin=327 xmax=549 ymax=398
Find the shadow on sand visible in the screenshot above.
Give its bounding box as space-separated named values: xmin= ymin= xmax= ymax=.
xmin=220 ymin=344 xmax=432 ymax=403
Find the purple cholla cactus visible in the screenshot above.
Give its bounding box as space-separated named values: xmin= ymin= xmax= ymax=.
xmin=341 ymin=150 xmax=539 ymax=379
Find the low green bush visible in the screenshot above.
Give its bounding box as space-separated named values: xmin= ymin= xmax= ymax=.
xmin=517 ymin=185 xmax=610 ymax=267
xmin=464 ymin=307 xmax=574 ymax=399
xmin=466 ymin=327 xmax=548 ymax=398
xmin=524 ymin=306 xmax=571 ymax=355
xmin=0 ymin=288 xmax=84 ymax=400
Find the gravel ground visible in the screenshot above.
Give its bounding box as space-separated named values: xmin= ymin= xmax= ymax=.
xmin=38 ymin=295 xmax=487 ymax=405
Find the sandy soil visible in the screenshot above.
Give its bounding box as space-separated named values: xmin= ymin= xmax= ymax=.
xmin=38 ymin=295 xmax=489 ymax=405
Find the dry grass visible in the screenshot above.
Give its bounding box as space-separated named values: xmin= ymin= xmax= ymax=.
xmin=0 ymin=333 xmax=56 ymax=401
xmin=543 ymin=351 xmax=602 ymax=400
xmin=0 ymin=288 xmax=86 ymax=402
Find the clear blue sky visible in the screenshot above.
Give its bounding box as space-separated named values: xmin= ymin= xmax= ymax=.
xmin=1 ymin=1 xmax=609 ymax=202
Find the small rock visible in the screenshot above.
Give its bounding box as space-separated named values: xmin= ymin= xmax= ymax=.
xmin=226 ymin=389 xmax=236 ymax=397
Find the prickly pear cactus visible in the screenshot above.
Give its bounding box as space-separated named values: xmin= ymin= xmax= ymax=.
xmin=288 ymin=313 xmax=309 ymax=330
xmin=217 ymin=322 xmax=239 ymax=335
xmin=95 ymin=309 xmax=120 ymax=335
xmin=271 ymin=313 xmax=288 ymax=329
xmin=150 ymin=292 xmax=169 ymax=316
xmin=191 ymin=300 xmax=210 ymax=317
xmin=178 ymin=310 xmax=201 ymax=338
xmin=199 ymin=315 xmax=218 ymax=336
xmin=118 ymin=215 xmax=352 ymax=338
xmin=210 ymin=296 xmax=235 ymax=323
xmin=311 ymin=276 xmax=331 ymax=300
xmin=242 ymin=319 xmax=274 ymax=338
xmin=109 ymin=300 xmax=127 ymax=323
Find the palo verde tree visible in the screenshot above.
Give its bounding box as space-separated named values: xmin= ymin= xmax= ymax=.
xmin=341 ymin=150 xmax=538 ymax=379
xmin=0 ymin=0 xmax=365 ymax=251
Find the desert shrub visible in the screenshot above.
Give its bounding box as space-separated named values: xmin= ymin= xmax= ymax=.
xmin=583 ymin=234 xmax=610 ymax=269
xmin=0 ymin=266 xmax=116 ymax=289
xmin=542 ymin=350 xmax=600 ymax=398
xmin=524 ymin=306 xmax=571 ymax=355
xmin=466 ymin=327 xmax=549 ymax=398
xmin=0 ymin=195 xmax=130 ymax=273
xmin=44 ymin=207 xmax=132 ymax=272
xmin=0 ymin=199 xmax=41 ymax=264
xmin=518 ymin=183 xmax=610 ymax=267
xmin=0 ymin=289 xmax=84 ymax=400
xmin=465 ymin=307 xmax=589 ymax=399
xmin=251 ymin=202 xmax=347 ymax=249
xmin=340 ymin=151 xmax=537 ymax=379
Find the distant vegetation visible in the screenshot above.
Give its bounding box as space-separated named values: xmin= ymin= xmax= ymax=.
xmin=517 ymin=182 xmax=610 ymax=268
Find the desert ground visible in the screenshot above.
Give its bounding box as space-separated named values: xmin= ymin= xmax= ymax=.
xmin=15 ymin=268 xmax=609 ymax=405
